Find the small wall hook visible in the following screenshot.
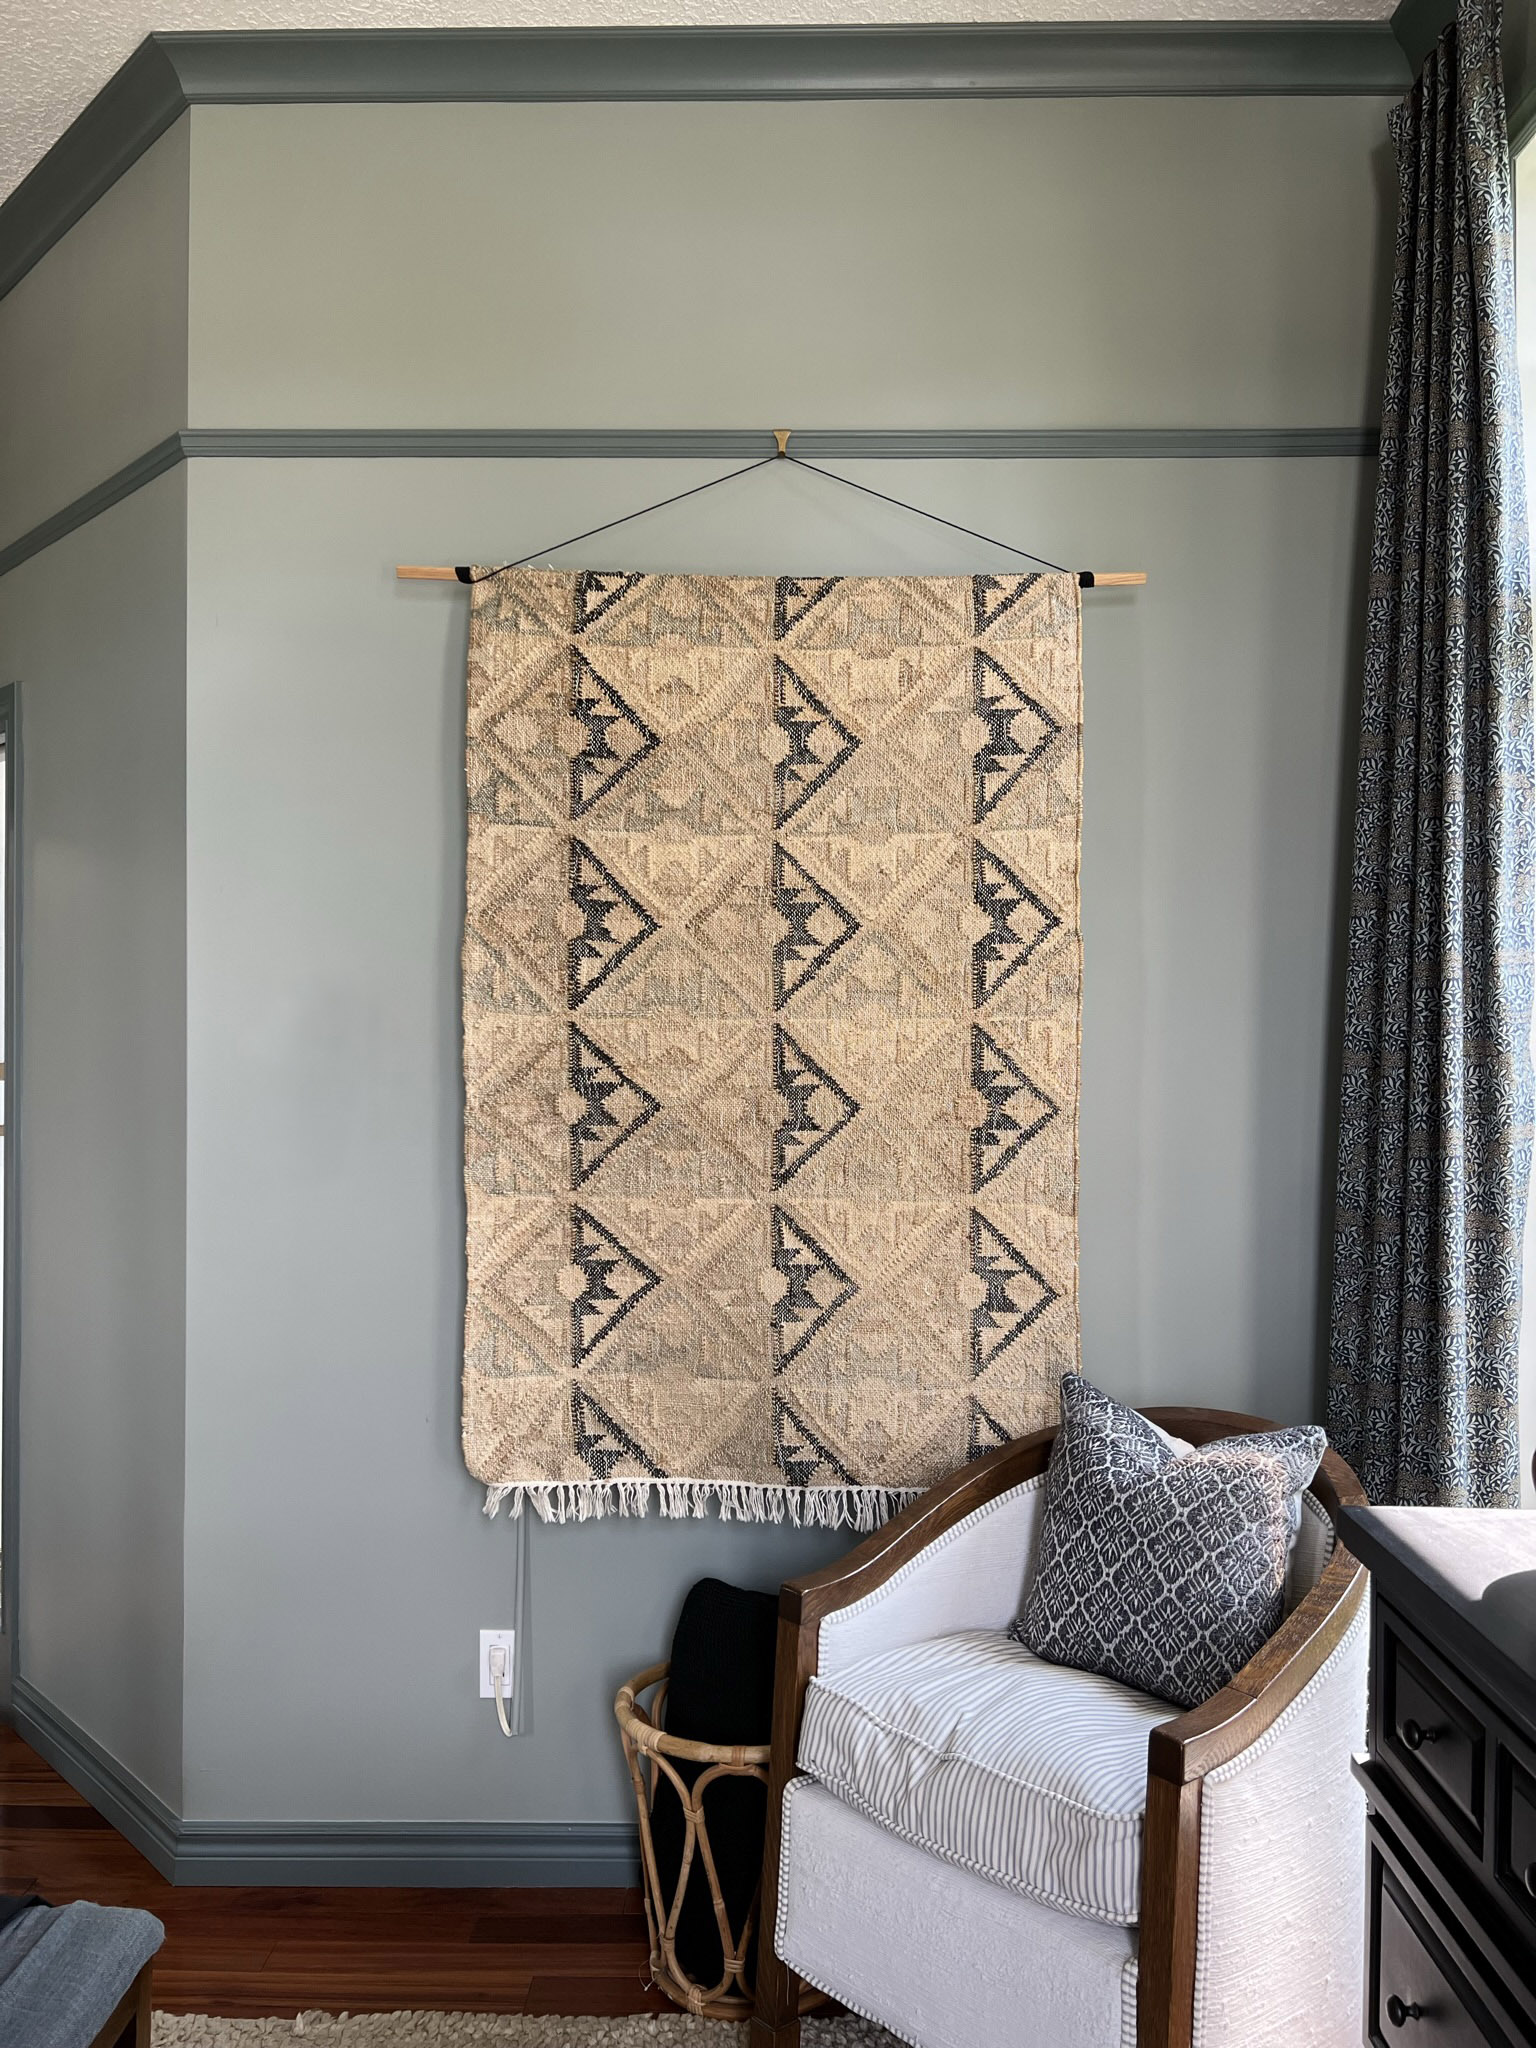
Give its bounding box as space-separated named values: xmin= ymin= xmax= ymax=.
xmin=773 ymin=429 xmax=792 ymax=458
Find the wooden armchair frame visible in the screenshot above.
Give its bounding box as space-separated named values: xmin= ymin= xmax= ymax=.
xmin=749 ymin=1407 xmax=1367 ymax=2048
xmin=87 ymin=1960 xmax=153 ymax=2048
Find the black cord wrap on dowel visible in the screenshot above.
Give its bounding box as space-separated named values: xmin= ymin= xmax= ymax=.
xmin=459 ymin=444 xmax=1082 ymax=583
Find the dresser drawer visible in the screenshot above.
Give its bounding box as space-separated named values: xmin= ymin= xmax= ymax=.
xmin=1497 ymin=1749 xmax=1536 ymax=1932
xmin=1381 ymin=1622 xmax=1487 ymax=1848
xmin=1371 ymin=1853 xmax=1514 ymax=2047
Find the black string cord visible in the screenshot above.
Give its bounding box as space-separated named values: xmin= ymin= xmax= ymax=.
xmin=459 ymin=446 xmax=1074 ymax=582
xmin=459 ymin=456 xmax=778 ymax=581
xmin=783 ymin=455 xmax=1071 ymax=575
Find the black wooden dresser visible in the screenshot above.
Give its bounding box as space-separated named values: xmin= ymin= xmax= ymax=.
xmin=1340 ymin=1506 xmax=1536 ymax=2048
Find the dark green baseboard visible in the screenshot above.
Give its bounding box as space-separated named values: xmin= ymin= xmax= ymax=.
xmin=11 ymin=1677 xmax=639 ymax=1887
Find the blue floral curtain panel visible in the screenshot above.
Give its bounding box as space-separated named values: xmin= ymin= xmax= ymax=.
xmin=1330 ymin=0 xmax=1534 ymax=1506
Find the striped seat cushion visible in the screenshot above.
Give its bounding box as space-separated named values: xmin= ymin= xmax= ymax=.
xmin=796 ymin=1629 xmax=1172 ymax=1925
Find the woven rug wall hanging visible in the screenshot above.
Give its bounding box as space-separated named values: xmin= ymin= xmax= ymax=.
xmin=461 ymin=568 xmax=1083 ymax=1525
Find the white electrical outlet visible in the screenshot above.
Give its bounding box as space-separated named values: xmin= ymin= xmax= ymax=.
xmin=479 ymin=1628 xmax=517 ymax=1700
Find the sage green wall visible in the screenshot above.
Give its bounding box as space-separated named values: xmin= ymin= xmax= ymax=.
xmin=0 ymin=120 xmax=188 ymax=554
xmin=180 ymin=457 xmax=849 ymax=1820
xmin=178 ymin=445 xmax=1368 ymax=1822
xmin=0 ymin=470 xmax=188 ymax=1807
xmin=185 ymin=98 xmax=1388 ymax=431
xmin=1 ymin=80 xmax=1391 ymax=1839
xmin=166 ymin=93 xmax=1389 ymax=1825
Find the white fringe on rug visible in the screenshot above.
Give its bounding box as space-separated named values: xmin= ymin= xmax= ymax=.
xmin=483 ymin=1482 xmax=922 ymax=1530
xmin=153 ymin=2014 xmax=901 ymax=2046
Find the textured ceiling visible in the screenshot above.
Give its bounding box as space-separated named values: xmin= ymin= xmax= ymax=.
xmin=0 ymin=0 xmax=1393 ymax=205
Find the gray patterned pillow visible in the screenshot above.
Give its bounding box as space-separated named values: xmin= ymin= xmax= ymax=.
xmin=1012 ymin=1375 xmax=1326 ymax=1709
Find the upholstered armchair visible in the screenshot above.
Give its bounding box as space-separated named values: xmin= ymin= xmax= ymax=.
xmin=750 ymin=1408 xmax=1368 ymax=2048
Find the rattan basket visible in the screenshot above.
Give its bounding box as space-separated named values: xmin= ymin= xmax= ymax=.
xmin=614 ymin=1662 xmax=826 ymax=2021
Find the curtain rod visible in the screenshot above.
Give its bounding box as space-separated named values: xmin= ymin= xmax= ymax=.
xmin=393 ymin=431 xmax=1147 ymax=589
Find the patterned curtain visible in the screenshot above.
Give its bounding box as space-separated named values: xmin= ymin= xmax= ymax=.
xmin=1331 ymin=0 xmax=1534 ymax=1508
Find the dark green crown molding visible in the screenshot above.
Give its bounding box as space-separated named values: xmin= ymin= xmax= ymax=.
xmin=1388 ymin=0 xmax=1536 ymax=148
xmin=0 ymin=36 xmax=183 ymax=305
xmin=0 ymin=22 xmax=1411 ymax=303
xmin=1390 ymin=0 xmax=1454 ymax=75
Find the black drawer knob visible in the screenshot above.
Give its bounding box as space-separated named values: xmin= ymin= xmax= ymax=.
xmin=1386 ymin=1996 xmax=1424 ymax=2027
xmin=1400 ymin=1719 xmax=1440 ymax=1751
xmin=1524 ymin=1861 xmax=1536 ymax=1899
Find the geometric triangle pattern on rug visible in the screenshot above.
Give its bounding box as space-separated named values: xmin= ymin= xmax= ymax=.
xmin=772 ymin=1026 xmax=860 ymax=1188
xmin=972 ymin=843 xmax=1062 ymax=1007
xmin=774 ymin=1389 xmax=857 ymax=1486
xmin=774 ymin=656 xmax=860 ymax=825
xmin=567 ymin=840 xmax=660 ymax=1008
xmin=570 ymin=650 xmax=661 ymax=818
xmin=571 ymin=1384 xmax=665 ymax=1480
xmin=969 ymin=1209 xmax=1059 ymax=1375
xmin=770 ymin=1205 xmax=859 ymax=1369
xmin=568 ymin=1025 xmax=661 ymax=1188
xmin=773 ymin=846 xmax=861 ymax=1009
xmin=970 ymin=1024 xmax=1057 ymax=1192
xmin=462 ymin=568 xmax=1083 ymax=1523
xmin=973 ymin=649 xmax=1060 ymax=823
xmin=968 ymin=1393 xmax=1013 ymax=1460
xmin=567 ymin=1207 xmax=662 ymax=1362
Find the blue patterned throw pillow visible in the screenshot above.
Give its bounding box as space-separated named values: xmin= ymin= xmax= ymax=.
xmin=1012 ymin=1376 xmax=1326 ymax=1709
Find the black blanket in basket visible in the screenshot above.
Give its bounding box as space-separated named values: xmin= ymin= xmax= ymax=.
xmin=649 ymin=1577 xmax=779 ymax=1994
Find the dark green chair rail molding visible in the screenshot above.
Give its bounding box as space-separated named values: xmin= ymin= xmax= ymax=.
xmin=0 ymin=20 xmax=1421 ymax=306
xmin=0 ymin=427 xmax=1386 ymax=586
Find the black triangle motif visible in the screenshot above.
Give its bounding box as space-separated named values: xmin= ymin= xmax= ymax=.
xmin=773 ymin=1391 xmax=855 ymax=1488
xmin=970 ymin=1025 xmax=1058 ymax=1192
xmin=772 ymin=1026 xmax=860 ymax=1187
xmin=574 ymin=571 xmax=646 ymax=632
xmin=972 ymin=573 xmax=1041 ymax=636
xmin=968 ymin=1396 xmax=1013 ymax=1461
xmin=774 ymin=577 xmax=842 ymax=640
xmin=969 ymin=1210 xmax=1057 ymax=1374
xmin=567 ymin=839 xmax=660 ymax=1007
xmin=774 ymin=659 xmax=860 ymax=826
xmin=570 ymin=1205 xmax=661 ymax=1362
xmin=972 ymin=843 xmax=1061 ymax=1007
xmin=569 ymin=1025 xmax=661 ymax=1188
xmin=773 ymin=847 xmax=860 ymax=1010
xmin=571 ymin=1385 xmax=666 ymax=1480
xmin=973 ymin=650 xmax=1060 ymax=822
xmin=771 ymin=1206 xmax=857 ymax=1369
xmin=570 ymin=652 xmax=660 ymax=818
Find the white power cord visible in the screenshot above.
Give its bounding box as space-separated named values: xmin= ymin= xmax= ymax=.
xmin=489 ymin=1642 xmax=514 ymax=1738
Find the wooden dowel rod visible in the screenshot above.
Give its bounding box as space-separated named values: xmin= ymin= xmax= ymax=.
xmin=394 ymin=565 xmax=1147 ymax=586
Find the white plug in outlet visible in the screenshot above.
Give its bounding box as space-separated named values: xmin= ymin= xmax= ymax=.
xmin=479 ymin=1628 xmax=517 ymax=1699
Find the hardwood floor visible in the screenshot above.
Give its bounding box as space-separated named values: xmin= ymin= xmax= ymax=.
xmin=0 ymin=1728 xmax=670 ymax=2017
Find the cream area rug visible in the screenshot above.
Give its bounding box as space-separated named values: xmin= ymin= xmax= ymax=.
xmin=154 ymin=2017 xmax=901 ymax=2045
xmin=461 ymin=568 xmax=1084 ymax=1526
